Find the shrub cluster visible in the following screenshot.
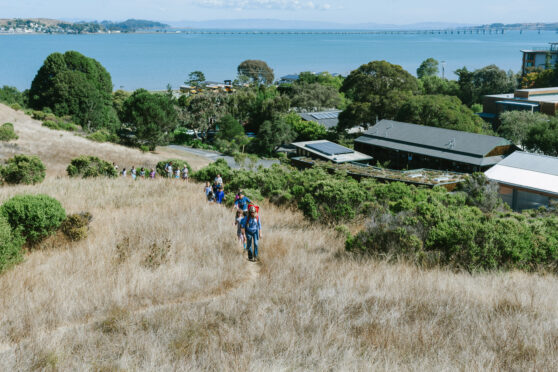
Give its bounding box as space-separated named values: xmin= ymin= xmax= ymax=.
xmin=42 ymin=119 xmax=79 ymax=131
xmin=66 ymin=156 xmax=118 ymax=178
xmin=1 ymin=154 xmax=46 ymax=185
xmin=61 ymin=212 xmax=92 ymax=241
xmin=86 ymin=129 xmax=118 ymax=143
xmin=194 ymin=160 xmax=558 ymax=272
xmin=0 ymin=194 xmax=66 ymax=245
xmin=0 ymin=215 xmax=24 ymax=274
xmin=0 ymin=122 xmax=18 ymax=141
xmin=155 ymin=159 xmax=192 ymax=177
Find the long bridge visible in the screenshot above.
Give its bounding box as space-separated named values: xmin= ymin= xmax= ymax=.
xmin=170 ymin=27 xmax=558 ymax=36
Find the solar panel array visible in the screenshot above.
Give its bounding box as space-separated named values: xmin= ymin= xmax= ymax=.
xmin=310 ymin=112 xmax=339 ymax=120
xmin=306 ymin=142 xmax=354 ymax=156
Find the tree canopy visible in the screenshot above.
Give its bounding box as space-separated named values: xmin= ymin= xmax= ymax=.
xmin=237 ymin=60 xmax=274 ymax=85
xmin=120 ymin=89 xmax=178 ymax=149
xmin=28 ymin=51 xmax=119 ymax=132
xmin=286 ymin=82 xmax=342 ymax=111
xmin=338 ymin=61 xmax=419 ymax=131
xmin=417 ymin=58 xmax=439 ymax=79
xmin=498 ymin=111 xmax=550 ymax=146
xmin=522 ymin=115 xmax=558 ymax=156
xmin=394 ymin=95 xmax=488 ymax=133
xmin=186 ymin=71 xmax=206 ymax=87
xmin=455 ymin=64 xmax=516 ymax=106
xmin=253 ymin=115 xmax=295 ymax=156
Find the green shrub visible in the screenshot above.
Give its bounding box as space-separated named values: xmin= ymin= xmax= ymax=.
xmin=60 ymin=212 xmax=92 ymax=241
xmin=192 ymin=158 xmax=233 ymax=183
xmin=32 ymin=110 xmax=47 ymax=120
xmin=42 ymin=120 xmax=60 ymax=130
xmin=66 ymin=156 xmax=117 ymax=178
xmin=1 ymin=154 xmax=46 ymax=185
xmin=155 ymin=159 xmax=192 ymax=177
xmin=0 ymin=215 xmax=24 ymax=274
xmin=1 ymin=194 xmax=66 ymax=245
xmin=10 ymin=103 xmax=21 ymax=111
xmin=86 ymin=129 xmax=117 ymax=143
xmin=0 ymin=122 xmax=18 ymax=141
xmin=139 ymin=145 xmax=150 ymax=153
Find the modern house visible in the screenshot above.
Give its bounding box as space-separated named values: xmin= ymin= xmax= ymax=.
xmin=521 ymin=42 xmax=558 ymax=75
xmin=298 ymin=110 xmax=342 ymax=130
xmin=485 ymin=152 xmax=558 ymax=211
xmin=291 ymin=140 xmax=372 ymax=164
xmin=297 ymin=110 xmax=364 ymax=133
xmin=354 ymin=120 xmax=517 ymax=173
xmin=482 ymin=87 xmax=558 ymax=122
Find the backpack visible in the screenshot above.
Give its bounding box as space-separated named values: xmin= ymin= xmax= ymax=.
xmin=248 ymin=203 xmax=260 ymax=214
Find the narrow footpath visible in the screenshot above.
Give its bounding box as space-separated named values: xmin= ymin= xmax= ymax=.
xmin=167 ymin=145 xmax=279 ymax=169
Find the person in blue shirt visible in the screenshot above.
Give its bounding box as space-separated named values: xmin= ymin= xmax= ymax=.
xmin=234 ymin=192 xmax=251 ymax=212
xmin=241 ymin=205 xmax=262 ymax=262
xmin=215 ymin=185 xmax=225 ymax=204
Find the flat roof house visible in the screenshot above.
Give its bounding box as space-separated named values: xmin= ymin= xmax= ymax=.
xmin=521 ymin=42 xmax=558 ymax=75
xmin=354 ymin=120 xmax=517 ymax=173
xmin=298 ymin=110 xmax=342 ymax=130
xmin=485 ymin=151 xmax=558 ymax=211
xmin=482 ymin=87 xmax=558 ymax=120
xmin=291 ymin=140 xmax=372 ymax=164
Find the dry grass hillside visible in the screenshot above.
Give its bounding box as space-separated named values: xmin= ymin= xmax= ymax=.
xmin=1 ymin=104 xmax=558 ymax=370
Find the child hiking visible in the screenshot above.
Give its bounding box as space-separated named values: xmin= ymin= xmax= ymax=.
xmin=234 ymin=192 xmax=251 ymax=212
xmin=235 ymin=209 xmax=246 ymax=251
xmin=241 ymin=205 xmax=262 ymax=262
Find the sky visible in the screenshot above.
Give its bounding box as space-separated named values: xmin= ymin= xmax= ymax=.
xmin=1 ymin=0 xmax=557 ymax=25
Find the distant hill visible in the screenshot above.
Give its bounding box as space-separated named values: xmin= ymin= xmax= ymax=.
xmin=0 ymin=18 xmax=169 ymax=34
xmin=98 ymin=19 xmax=169 ymax=32
xmin=471 ymin=22 xmax=558 ymax=30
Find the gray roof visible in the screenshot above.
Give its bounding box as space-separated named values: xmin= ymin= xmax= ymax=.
xmin=291 ymin=140 xmax=372 ymax=164
xmin=355 ymin=119 xmax=514 ymax=166
xmin=358 ymin=120 xmax=512 ymax=156
xmin=298 ymin=110 xmax=341 ymax=129
xmin=497 ymin=151 xmax=558 ymax=176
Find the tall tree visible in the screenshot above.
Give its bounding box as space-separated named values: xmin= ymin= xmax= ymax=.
xmin=417 ymin=58 xmax=439 ymax=78
xmin=186 ymin=71 xmax=206 ymax=87
xmin=253 ymin=115 xmax=295 ymax=156
xmin=28 ymin=51 xmax=119 ymax=132
xmin=498 ymin=111 xmax=550 ymax=146
xmin=338 ymin=61 xmax=419 ymax=131
xmin=182 ymin=91 xmax=227 ymax=136
xmin=395 ymin=95 xmax=488 ymax=133
xmin=287 ymin=82 xmax=342 ymax=111
xmin=237 ymin=60 xmax=275 ymax=85
xmin=120 ymin=89 xmax=178 ymax=149
xmin=523 ymin=116 xmax=558 ymax=156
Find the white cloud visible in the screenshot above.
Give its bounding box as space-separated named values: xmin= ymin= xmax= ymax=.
xmin=194 ymin=0 xmax=332 ymax=11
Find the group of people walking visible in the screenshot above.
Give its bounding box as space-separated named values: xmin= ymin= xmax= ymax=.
xmin=204 ymin=174 xmax=262 ymax=262
xmin=113 ymin=161 xmax=189 ymax=181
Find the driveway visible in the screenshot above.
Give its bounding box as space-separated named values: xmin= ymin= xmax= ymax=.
xmin=167 ymin=145 xmax=279 ymax=169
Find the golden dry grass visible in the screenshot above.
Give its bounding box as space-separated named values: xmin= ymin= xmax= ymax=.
xmin=1 ymin=104 xmax=558 ymax=370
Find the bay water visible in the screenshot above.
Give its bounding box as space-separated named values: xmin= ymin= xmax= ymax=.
xmin=0 ymin=30 xmax=555 ymax=91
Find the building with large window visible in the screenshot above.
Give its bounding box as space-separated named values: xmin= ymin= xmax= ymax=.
xmin=521 ymin=42 xmax=558 ymax=75
xmin=354 ymin=120 xmax=517 ymax=173
xmin=485 ymin=151 xmax=558 ymax=211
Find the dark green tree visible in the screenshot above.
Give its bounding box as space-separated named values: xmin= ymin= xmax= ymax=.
xmin=253 ymin=115 xmax=296 ymax=156
xmin=285 ymin=82 xmax=342 ymax=111
xmin=498 ymin=111 xmax=550 ymax=145
xmin=182 ymin=91 xmax=228 ymax=136
xmin=28 ymin=51 xmax=119 ymax=132
xmin=456 ymin=64 xmax=516 ymax=106
xmin=417 ymin=58 xmax=439 ymax=78
xmin=186 ymin=71 xmax=206 ymax=87
xmin=523 ymin=116 xmax=558 ymax=156
xmin=395 ymin=95 xmax=488 ymax=133
xmin=237 ymin=60 xmax=275 ymax=85
xmin=419 ymin=75 xmax=460 ymax=96
xmin=284 ymin=112 xmax=327 ymax=141
xmin=338 ymin=61 xmax=419 ymax=130
xmin=297 ymin=71 xmax=344 ymax=90
xmin=120 ymin=89 xmax=178 ymax=149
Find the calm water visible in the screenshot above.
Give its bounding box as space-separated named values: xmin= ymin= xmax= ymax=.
xmin=0 ymin=31 xmax=556 ymax=91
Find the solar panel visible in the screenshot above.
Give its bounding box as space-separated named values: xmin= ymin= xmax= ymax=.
xmin=306 ymin=142 xmax=354 ymax=156
xmin=310 ymin=112 xmax=339 ymax=120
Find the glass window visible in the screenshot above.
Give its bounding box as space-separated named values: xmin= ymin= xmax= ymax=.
xmin=516 ymin=190 xmax=549 ymax=211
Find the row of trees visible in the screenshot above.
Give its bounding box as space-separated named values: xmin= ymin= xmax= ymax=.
xmin=10 ymin=50 xmax=558 ymax=158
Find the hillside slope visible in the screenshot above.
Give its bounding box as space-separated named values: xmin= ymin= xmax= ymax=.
xmin=0 ymin=105 xmax=558 ymax=370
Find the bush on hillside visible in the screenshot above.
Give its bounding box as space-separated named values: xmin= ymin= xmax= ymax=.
xmin=0 ymin=215 xmax=24 ymax=274
xmin=10 ymin=103 xmax=21 ymax=111
xmin=66 ymin=156 xmax=118 ymax=178
xmin=42 ymin=119 xmax=79 ymax=131
xmin=0 ymin=122 xmax=18 ymax=141
xmin=86 ymin=128 xmax=118 ymax=143
xmin=155 ymin=159 xmax=192 ymax=177
xmin=1 ymin=194 xmax=66 ymax=245
xmin=60 ymin=212 xmax=92 ymax=241
xmin=191 ymin=158 xmax=232 ymax=183
xmin=1 ymin=154 xmax=46 ymax=185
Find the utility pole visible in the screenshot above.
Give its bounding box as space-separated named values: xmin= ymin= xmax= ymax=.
xmin=441 ymin=61 xmax=446 ymax=79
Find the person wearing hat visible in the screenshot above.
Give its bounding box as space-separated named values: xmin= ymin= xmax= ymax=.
xmin=242 ymin=205 xmax=262 ymax=262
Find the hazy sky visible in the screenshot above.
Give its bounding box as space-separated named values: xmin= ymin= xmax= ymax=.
xmin=1 ymin=0 xmax=557 ymax=24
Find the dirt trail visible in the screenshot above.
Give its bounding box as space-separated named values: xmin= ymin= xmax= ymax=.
xmin=0 ymin=247 xmax=261 ymax=358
